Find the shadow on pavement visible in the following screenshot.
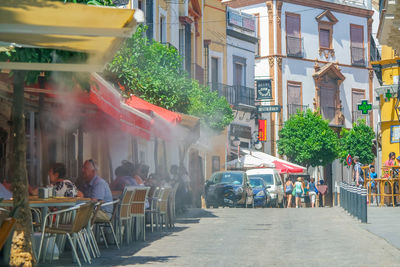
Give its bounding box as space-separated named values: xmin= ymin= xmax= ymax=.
xmin=175 ymin=208 xmax=218 ymax=224
xmin=110 ymin=256 xmax=179 ymax=266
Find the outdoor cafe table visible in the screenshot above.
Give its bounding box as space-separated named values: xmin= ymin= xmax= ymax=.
xmin=0 ymin=196 xmax=90 ymax=263
xmin=0 ymin=196 xmax=90 ymax=223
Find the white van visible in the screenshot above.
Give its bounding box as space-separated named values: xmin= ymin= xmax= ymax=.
xmin=246 ymin=168 xmax=285 ymax=208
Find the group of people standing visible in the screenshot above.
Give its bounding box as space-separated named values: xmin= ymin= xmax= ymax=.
xmin=284 ymin=177 xmax=325 ymax=208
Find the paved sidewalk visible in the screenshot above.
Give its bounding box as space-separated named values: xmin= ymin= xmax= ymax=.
xmin=360 ymin=206 xmax=400 ymax=250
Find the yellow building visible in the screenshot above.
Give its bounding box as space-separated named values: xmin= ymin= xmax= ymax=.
xmin=372 ymin=45 xmax=400 ymax=165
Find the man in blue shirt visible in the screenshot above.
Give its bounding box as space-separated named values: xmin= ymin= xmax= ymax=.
xmin=81 ymin=159 xmax=113 ymax=220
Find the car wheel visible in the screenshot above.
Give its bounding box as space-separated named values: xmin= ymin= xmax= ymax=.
xmin=213 ymin=205 xmax=219 ymax=208
xmin=206 ymin=203 xmax=211 ymax=209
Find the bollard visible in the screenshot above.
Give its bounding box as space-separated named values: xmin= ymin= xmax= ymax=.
xmin=340 ymin=183 xmax=343 ymax=209
xmin=361 ymin=188 xmax=368 ymax=223
xmin=357 ymin=186 xmax=361 ymax=221
xmin=349 ymin=185 xmax=354 ymax=216
xmin=344 ymin=183 xmax=348 ymax=212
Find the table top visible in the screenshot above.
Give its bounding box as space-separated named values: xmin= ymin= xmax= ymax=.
xmin=0 ymin=197 xmax=90 ymax=207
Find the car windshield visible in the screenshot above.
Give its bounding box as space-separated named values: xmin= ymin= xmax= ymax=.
xmin=219 ymin=173 xmax=243 ymax=185
xmin=249 ymin=178 xmax=264 ymax=188
xmin=248 ymin=174 xmax=274 ymax=185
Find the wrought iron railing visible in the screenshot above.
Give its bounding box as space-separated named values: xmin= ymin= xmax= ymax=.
xmin=352 ymin=111 xmax=370 ymax=125
xmin=286 ymin=36 xmax=303 ymax=58
xmin=209 ymin=83 xmax=255 ymax=106
xmin=370 ymin=36 xmax=381 ymax=62
xmin=351 ymin=46 xmax=365 ymax=66
xmin=321 ymin=106 xmax=343 ymax=125
xmin=287 ymin=104 xmax=308 ymax=117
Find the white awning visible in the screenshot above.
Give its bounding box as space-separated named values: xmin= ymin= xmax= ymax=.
xmin=0 ymin=0 xmax=144 ymax=72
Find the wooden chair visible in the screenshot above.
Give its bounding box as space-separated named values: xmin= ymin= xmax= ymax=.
xmin=117 ymin=186 xmax=136 ymax=245
xmin=130 ymin=187 xmax=150 ymax=241
xmin=168 ymin=183 xmax=179 ymax=228
xmin=158 ymin=187 xmax=171 ymax=231
xmin=37 ymin=202 xmax=95 ymax=267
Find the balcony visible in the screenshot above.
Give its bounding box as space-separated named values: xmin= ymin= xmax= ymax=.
xmin=324 ymin=0 xmax=371 ymax=9
xmin=209 ymin=83 xmax=255 ymax=107
xmin=287 ymin=104 xmax=308 ymax=118
xmin=321 ymin=106 xmax=344 ymax=126
xmin=286 ymin=36 xmax=303 ymax=58
xmin=351 ymin=46 xmax=365 ymax=66
xmin=352 ymin=111 xmax=370 ymax=125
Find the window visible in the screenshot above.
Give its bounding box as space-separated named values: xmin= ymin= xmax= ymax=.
xmin=287 ymin=82 xmax=302 ymax=116
xmin=255 ymin=13 xmax=260 ymax=56
xmin=319 ymin=28 xmax=331 ymax=49
xmin=350 ymin=24 xmax=364 ymax=66
xmin=160 ymin=16 xmax=166 ymax=43
xmin=316 ymin=10 xmax=337 ymax=58
xmin=211 ymin=57 xmax=219 ymax=90
xmin=234 ymin=63 xmax=245 ymax=87
xmin=286 ymin=13 xmax=302 ymax=57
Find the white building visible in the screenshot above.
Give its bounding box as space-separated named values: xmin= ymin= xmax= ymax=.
xmin=224 ymin=7 xmax=259 ymax=156
xmin=227 ymin=0 xmax=376 ymax=205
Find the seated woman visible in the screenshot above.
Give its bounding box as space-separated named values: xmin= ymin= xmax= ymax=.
xmin=110 ymin=161 xmax=138 ymax=191
xmin=49 ymin=162 xmax=82 ymax=197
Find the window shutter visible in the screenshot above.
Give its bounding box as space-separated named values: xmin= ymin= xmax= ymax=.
xmin=286 ymin=14 xmax=300 ymax=37
xmin=351 ymin=25 xmax=363 ymax=48
xmin=319 ymin=29 xmax=330 ymax=48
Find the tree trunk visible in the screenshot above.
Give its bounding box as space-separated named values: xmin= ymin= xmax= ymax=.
xmin=9 ymin=71 xmax=35 ymax=267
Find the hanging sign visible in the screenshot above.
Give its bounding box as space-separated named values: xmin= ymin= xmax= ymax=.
xmin=258 ymin=119 xmax=267 ymax=141
xmin=256 ymin=79 xmax=272 ymax=100
xmin=357 ymin=99 xmax=372 ymax=115
xmin=257 ymin=105 xmax=281 ymax=113
xmin=346 ymin=154 xmax=352 ymax=166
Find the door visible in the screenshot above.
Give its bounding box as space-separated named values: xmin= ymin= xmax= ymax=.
xmin=320 ymin=77 xmax=337 ymax=123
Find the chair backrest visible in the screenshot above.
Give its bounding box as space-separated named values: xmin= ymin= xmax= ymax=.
xmin=71 ymin=202 xmax=95 ymax=233
xmin=159 ymin=187 xmax=171 ymax=213
xmin=90 ymin=201 xmax=103 ymax=226
xmin=119 ymin=186 xmax=136 ymax=219
xmin=130 ymin=187 xmax=150 ymax=215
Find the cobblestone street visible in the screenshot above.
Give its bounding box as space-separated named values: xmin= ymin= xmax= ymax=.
xmin=47 ymin=207 xmax=400 ymax=266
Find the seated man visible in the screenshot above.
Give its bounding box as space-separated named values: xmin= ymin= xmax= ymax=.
xmin=110 ymin=162 xmax=138 ymax=191
xmin=81 ymin=159 xmax=113 ymax=221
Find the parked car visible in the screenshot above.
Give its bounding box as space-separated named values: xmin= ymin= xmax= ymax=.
xmin=204 ymin=171 xmax=254 ymax=208
xmin=249 ymin=177 xmax=271 ymax=207
xmin=246 ymin=168 xmax=285 ymax=208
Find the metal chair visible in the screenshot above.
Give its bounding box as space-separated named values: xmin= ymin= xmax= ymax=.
xmin=145 ymin=187 xmax=160 ymax=232
xmin=94 ymin=199 xmax=120 ymax=249
xmin=37 ymin=202 xmax=95 ymax=266
xmin=130 ymin=187 xmax=150 ymax=241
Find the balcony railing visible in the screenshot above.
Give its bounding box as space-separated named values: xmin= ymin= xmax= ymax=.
xmin=288 ymin=104 xmax=308 ymax=117
xmin=370 ymin=36 xmax=381 ymax=62
xmin=209 ymin=83 xmax=255 ymax=107
xmin=286 ymin=36 xmax=303 ymax=58
xmin=351 ymin=46 xmax=365 ymax=66
xmin=352 ymin=111 xmax=370 ymax=125
xmin=321 ymin=106 xmax=344 ymax=126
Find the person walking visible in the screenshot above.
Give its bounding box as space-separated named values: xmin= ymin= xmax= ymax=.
xmin=308 ymin=178 xmax=318 ymax=208
xmin=284 ymin=178 xmax=294 ymax=208
xmin=353 ymin=156 xmax=364 ymax=187
xmin=294 ymin=177 xmax=304 ymax=208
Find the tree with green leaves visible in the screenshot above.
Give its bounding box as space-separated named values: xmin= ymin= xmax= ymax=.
xmin=105 ymin=25 xmax=233 ymax=132
xmin=339 ymin=119 xmax=375 ymax=165
xmin=277 ymin=109 xmax=339 ymax=169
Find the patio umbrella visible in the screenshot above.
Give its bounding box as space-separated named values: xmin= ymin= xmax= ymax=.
xmin=227 ymin=154 xmax=275 ymax=169
xmin=241 ymin=149 xmax=306 ymax=174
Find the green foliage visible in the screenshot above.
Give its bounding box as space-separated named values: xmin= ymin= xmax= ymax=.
xmin=277 ymin=109 xmax=339 ymax=168
xmin=339 ymin=119 xmax=375 ymax=165
xmin=106 ymin=25 xmax=233 ymax=131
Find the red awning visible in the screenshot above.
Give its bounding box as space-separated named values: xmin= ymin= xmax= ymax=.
xmin=273 ymin=161 xmax=305 ymax=174
xmin=89 ymin=74 xmax=152 ymax=140
xmin=125 ymin=95 xmax=181 ymax=124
